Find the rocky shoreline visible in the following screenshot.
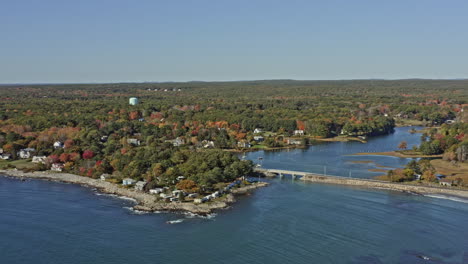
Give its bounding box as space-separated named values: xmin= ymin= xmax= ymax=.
xmin=302 ymin=174 xmax=468 ymax=199
xmin=0 ymin=169 xmax=269 ymax=215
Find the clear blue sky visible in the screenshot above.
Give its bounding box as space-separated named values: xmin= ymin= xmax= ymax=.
xmin=1 ymin=0 xmax=468 ymax=83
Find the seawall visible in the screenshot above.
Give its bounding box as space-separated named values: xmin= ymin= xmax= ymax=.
xmin=302 ymin=174 xmax=468 ymax=199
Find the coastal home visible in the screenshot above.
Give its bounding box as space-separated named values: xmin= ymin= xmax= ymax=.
xmin=51 ymin=163 xmax=64 ymax=172
xmin=445 ymin=120 xmax=456 ymax=124
xmin=237 ymin=141 xmax=251 ymax=148
xmin=202 ymin=140 xmax=215 ymax=148
xmin=169 ymin=197 xmax=178 ymax=202
xmin=439 ymin=178 xmax=453 ymax=187
xmin=176 ymin=176 xmax=185 ymax=181
xmin=286 ymin=138 xmax=303 ymax=145
xmin=0 ymin=148 xmax=3 ymax=154
xmin=149 ymin=188 xmax=164 ymax=194
xmin=173 ymin=137 xmax=185 ymax=147
xmin=294 ymin=130 xmax=304 ymax=136
xmin=100 ymin=174 xmax=111 ymax=181
xmin=134 ymin=181 xmax=146 ymax=191
xmin=122 ymin=178 xmax=137 ymax=186
xmin=32 ymin=156 xmax=47 ymax=164
xmin=1 ymin=153 xmax=12 ymax=160
xmin=18 ymin=148 xmax=36 ymax=159
xmin=53 ymin=141 xmax=64 ymax=149
xmin=253 ymin=136 xmax=264 ymax=142
xmin=127 ymin=138 xmax=141 ymax=146
xmin=187 ymin=193 xmax=198 ymax=198
xmin=254 ymin=128 xmax=263 ymax=134
xmin=194 ymin=198 xmax=203 ymax=204
xmin=160 ymin=193 xmax=172 ymax=199
xmin=172 ymin=190 xmax=185 ymax=197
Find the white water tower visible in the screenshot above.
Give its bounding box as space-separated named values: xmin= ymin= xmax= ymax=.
xmin=129 ymin=97 xmax=139 ymax=105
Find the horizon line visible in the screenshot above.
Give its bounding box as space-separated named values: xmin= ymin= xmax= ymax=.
xmin=1 ymin=77 xmax=468 ymax=86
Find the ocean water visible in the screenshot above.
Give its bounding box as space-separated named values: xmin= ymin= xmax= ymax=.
xmin=1 ymin=176 xmax=467 ymax=264
xmin=1 ymin=126 xmax=467 ymax=264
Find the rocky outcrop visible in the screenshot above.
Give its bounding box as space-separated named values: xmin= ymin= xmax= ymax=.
xmin=0 ymin=169 xmax=268 ymax=214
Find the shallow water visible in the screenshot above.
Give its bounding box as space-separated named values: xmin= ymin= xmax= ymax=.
xmin=245 ymin=126 xmax=424 ymax=178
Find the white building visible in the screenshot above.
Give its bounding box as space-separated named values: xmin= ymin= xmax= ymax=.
xmin=253 ymin=136 xmax=264 ymax=142
xmin=237 ymin=141 xmax=251 ymax=148
xmin=134 ymin=181 xmax=146 ymax=191
xmin=18 ymin=148 xmax=36 ymax=159
xmin=53 ymin=141 xmax=64 ymax=149
xmin=129 ymin=97 xmax=139 ymax=105
xmin=160 ymin=193 xmax=172 ymax=199
xmin=122 ymin=178 xmax=137 ymax=186
xmin=254 ymin=128 xmax=263 ymax=134
xmin=1 ymin=154 xmax=12 ymax=160
xmin=294 ymin=130 xmax=304 ymax=136
xmin=149 ymin=188 xmax=164 ymax=194
xmin=127 ymin=138 xmax=141 ymax=146
xmin=100 ymin=174 xmax=111 ymax=181
xmin=32 ymin=156 xmax=47 ymax=164
xmin=51 ymin=163 xmax=64 ymax=172
xmin=286 ymin=138 xmax=303 ymax=145
xmin=173 ymin=137 xmax=185 ymax=147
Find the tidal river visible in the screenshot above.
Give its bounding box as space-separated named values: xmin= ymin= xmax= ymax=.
xmin=1 ymin=127 xmax=467 ymax=264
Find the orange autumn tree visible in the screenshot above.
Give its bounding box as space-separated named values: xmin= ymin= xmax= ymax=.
xmin=176 ymin=179 xmax=199 ymax=193
xmin=296 ymin=120 xmax=305 ymax=131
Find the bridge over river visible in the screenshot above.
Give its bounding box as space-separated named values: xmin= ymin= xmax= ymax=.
xmin=254 ymin=168 xmax=344 ymax=180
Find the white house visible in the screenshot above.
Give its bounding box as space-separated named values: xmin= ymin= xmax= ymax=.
xmin=173 ymin=137 xmax=185 ymax=147
xmin=176 ymin=176 xmax=185 ymax=181
xmin=286 ymin=138 xmax=302 ymax=145
xmin=1 ymin=153 xmax=12 ymax=160
xmin=134 ymin=181 xmax=146 ymax=191
xmin=18 ymin=148 xmax=36 ymax=159
xmin=237 ymin=141 xmax=251 ymax=148
xmin=149 ymin=188 xmax=164 ymax=194
xmin=53 ymin=141 xmax=64 ymax=149
xmin=254 ymin=128 xmax=263 ymax=134
xmin=294 ymin=130 xmax=304 ymax=136
xmin=172 ymin=190 xmax=185 ymax=197
xmin=122 ymin=178 xmax=137 ymax=186
xmin=202 ymin=140 xmax=215 ymax=148
xmin=439 ymin=178 xmax=452 ymax=186
xmin=187 ymin=193 xmax=198 ymax=198
xmin=253 ymin=136 xmax=264 ymax=142
xmin=32 ymin=156 xmax=47 ymax=164
xmin=160 ymin=193 xmax=172 ymax=199
xmin=100 ymin=174 xmax=111 ymax=181
xmin=127 ymin=138 xmax=141 ymax=146
xmin=51 ymin=163 xmax=64 ymax=172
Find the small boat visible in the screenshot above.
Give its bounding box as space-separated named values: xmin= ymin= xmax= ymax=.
xmin=166 ymin=219 xmax=184 ymax=224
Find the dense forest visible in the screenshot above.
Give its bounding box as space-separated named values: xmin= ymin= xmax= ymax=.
xmin=0 ymin=79 xmax=467 ymax=191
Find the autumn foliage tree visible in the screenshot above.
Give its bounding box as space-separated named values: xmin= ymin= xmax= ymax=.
xmin=176 ymin=179 xmax=200 ymax=193
xmin=82 ymin=150 xmax=94 ymax=160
